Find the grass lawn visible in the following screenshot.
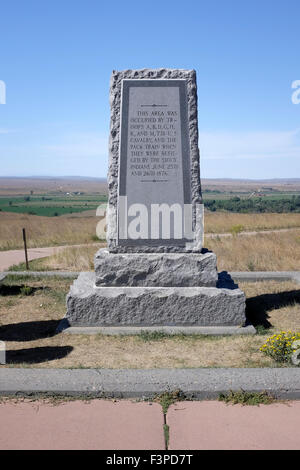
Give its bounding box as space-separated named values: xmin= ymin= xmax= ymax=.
xmin=0 ymin=276 xmax=299 ymax=369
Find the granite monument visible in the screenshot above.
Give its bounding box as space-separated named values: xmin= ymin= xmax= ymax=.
xmin=64 ymin=69 xmax=253 ymax=334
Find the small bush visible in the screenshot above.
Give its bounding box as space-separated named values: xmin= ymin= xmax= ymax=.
xmin=219 ymin=390 xmax=275 ymax=406
xmin=247 ymin=260 xmax=255 ymax=271
xmin=139 ymin=331 xmax=168 ymax=342
xmin=20 ymin=286 xmax=34 ymax=296
xmin=154 ymin=390 xmax=185 ymax=414
xmin=230 ymin=224 xmax=244 ymax=236
xmin=91 ymin=234 xmax=100 ymax=241
xmin=255 ymin=325 xmax=271 ymax=335
xmin=260 ymin=331 xmax=300 ymax=363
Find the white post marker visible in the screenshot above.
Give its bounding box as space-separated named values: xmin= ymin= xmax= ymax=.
xmin=0 ymin=80 xmax=6 ymax=104
xmin=0 ymin=341 xmax=6 ymax=365
xmin=292 ymin=340 xmax=300 ymax=366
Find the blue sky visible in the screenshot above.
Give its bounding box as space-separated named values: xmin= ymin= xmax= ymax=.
xmin=0 ymin=0 xmax=299 ymax=179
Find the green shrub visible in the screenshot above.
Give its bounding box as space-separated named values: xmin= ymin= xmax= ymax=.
xmin=247 ymin=260 xmax=255 ymax=271
xmin=260 ymin=331 xmax=300 ymax=363
xmin=230 ymin=224 xmax=244 ymax=236
xmin=20 ymin=286 xmax=34 ymax=296
xmin=219 ymin=390 xmax=274 ymax=406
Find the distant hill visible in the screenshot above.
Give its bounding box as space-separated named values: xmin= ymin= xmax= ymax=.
xmin=0 ymin=176 xmax=299 ymax=196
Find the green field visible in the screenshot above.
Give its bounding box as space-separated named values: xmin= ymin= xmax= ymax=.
xmin=0 ymin=194 xmax=107 ymax=217
xmin=1 ymin=190 xmax=300 ymax=216
xmin=202 ymin=189 xmax=300 ymax=200
xmin=204 ymin=195 xmax=300 ymax=213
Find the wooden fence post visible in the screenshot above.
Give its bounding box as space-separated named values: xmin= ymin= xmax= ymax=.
xmin=22 ymin=228 xmax=29 ymax=270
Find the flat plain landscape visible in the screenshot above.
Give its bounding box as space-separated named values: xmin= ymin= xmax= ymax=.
xmin=1 ymin=177 xmax=300 ymax=255
xmin=0 ymin=177 xmax=299 ymax=370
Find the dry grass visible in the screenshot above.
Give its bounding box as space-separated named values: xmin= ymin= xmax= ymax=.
xmin=0 ymin=277 xmax=299 ymax=369
xmin=206 ymin=229 xmax=300 ymax=271
xmin=204 ymin=212 xmax=300 ymax=233
xmin=0 ymin=212 xmax=101 ymax=250
xmin=1 ymin=211 xmax=299 ymax=251
xmin=35 ymin=244 xmax=105 ymax=271
xmin=29 ymin=229 xmax=300 ymax=272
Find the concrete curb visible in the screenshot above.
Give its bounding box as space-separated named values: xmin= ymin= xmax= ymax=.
xmin=1 ymin=271 xmax=79 ymax=279
xmin=230 ymin=271 xmax=300 ymax=283
xmin=2 ymin=271 xmax=300 ymax=283
xmin=0 ymin=368 xmax=299 ymax=399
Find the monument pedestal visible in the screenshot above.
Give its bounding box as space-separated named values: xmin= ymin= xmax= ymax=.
xmin=94 ymin=249 xmax=218 ymax=287
xmin=63 ymin=253 xmax=254 ymax=334
xmin=66 ymin=271 xmax=246 ymax=327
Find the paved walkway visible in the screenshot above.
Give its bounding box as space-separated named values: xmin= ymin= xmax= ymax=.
xmin=0 ymin=399 xmax=299 ymax=450
xmin=0 ymin=246 xmax=62 ymax=271
xmin=0 ymin=400 xmax=164 ymax=450
xmin=0 ymin=243 xmax=100 ymax=271
xmin=168 ymin=401 xmax=300 ymax=450
xmin=207 ymin=227 xmax=300 ymax=239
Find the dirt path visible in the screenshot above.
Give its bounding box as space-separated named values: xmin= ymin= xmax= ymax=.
xmin=0 ymin=227 xmax=298 ymax=271
xmin=0 ymin=243 xmax=101 ymax=271
xmin=206 ymin=226 xmax=300 ymax=238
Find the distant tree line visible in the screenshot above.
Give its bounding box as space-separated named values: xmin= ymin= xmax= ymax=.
xmin=204 ymin=196 xmax=300 ymax=213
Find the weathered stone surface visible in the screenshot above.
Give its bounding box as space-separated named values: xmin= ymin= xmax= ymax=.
xmin=107 ymin=68 xmax=203 ymax=253
xmin=63 ymin=69 xmax=248 ymax=330
xmin=66 ymin=273 xmax=246 ymax=327
xmin=94 ymin=248 xmax=217 ymax=287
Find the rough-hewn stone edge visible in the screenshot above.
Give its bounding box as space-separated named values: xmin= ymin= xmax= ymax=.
xmin=94 ymin=247 xmax=218 ymax=287
xmin=65 ymin=272 xmax=246 ymax=327
xmin=0 ymin=368 xmax=299 ymax=399
xmin=107 ymin=68 xmax=202 ymax=251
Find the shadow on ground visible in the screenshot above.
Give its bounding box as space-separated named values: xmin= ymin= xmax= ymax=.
xmin=246 ymin=289 xmax=300 ymax=328
xmin=0 ymin=285 xmax=43 ymax=296
xmin=217 ymin=271 xmax=239 ymax=290
xmin=5 ymin=346 xmax=73 ymax=364
xmin=0 ymin=320 xmax=60 ymax=342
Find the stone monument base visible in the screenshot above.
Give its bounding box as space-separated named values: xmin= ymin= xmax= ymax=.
xmin=63 ymin=272 xmax=251 ymax=332
xmin=94 ymin=249 xmax=218 ymax=287
xmin=58 ymin=324 xmax=256 ymax=335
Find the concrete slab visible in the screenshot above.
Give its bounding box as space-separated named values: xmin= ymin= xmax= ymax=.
xmin=58 ymin=324 xmax=256 ymax=335
xmin=1 ymin=368 xmax=300 ymax=399
xmin=0 ymin=399 xmax=164 ymax=450
xmin=2 ymin=271 xmax=79 ymax=278
xmin=167 ymin=401 xmax=300 ymax=450
xmin=3 ymin=270 xmax=300 ymax=283
xmin=230 ymin=271 xmax=300 ymax=283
